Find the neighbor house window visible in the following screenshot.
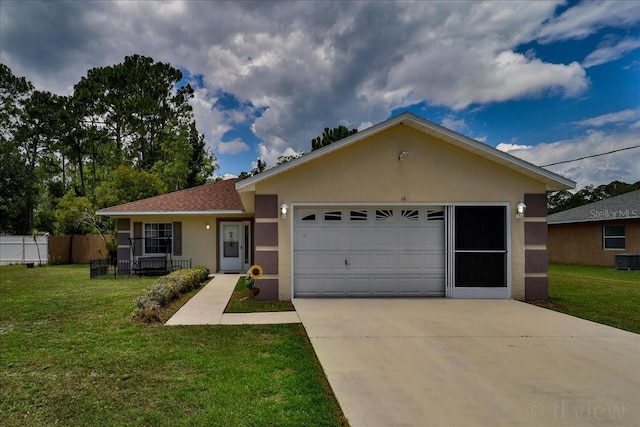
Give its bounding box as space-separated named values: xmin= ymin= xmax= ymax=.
xmin=145 ymin=223 xmax=173 ymax=254
xmin=603 ymin=225 xmax=625 ymax=249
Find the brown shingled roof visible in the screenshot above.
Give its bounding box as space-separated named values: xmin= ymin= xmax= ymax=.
xmin=97 ymin=178 xmax=245 ymax=215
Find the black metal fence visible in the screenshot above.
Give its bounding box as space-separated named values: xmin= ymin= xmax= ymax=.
xmin=89 ymin=258 xmax=192 ymax=279
xmin=89 ymin=258 xmax=111 ymax=278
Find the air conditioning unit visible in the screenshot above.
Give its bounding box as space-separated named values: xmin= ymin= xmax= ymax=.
xmin=615 ymin=254 xmax=640 ymax=271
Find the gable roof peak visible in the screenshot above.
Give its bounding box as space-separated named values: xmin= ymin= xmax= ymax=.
xmin=236 ymin=112 xmax=575 ymax=192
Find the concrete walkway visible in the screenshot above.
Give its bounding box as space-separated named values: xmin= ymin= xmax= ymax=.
xmin=294 ymin=298 xmax=640 ymax=427
xmin=165 ymin=274 xmax=300 ymax=325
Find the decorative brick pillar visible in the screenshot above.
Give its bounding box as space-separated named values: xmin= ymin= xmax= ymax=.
xmin=523 ymin=194 xmax=549 ymax=300
xmin=254 ymin=195 xmax=279 ymax=300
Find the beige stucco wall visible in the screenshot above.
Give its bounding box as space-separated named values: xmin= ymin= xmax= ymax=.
xmin=549 ymin=220 xmax=640 ymax=266
xmin=121 ymin=214 xmax=251 ymax=272
xmin=249 ymin=125 xmax=548 ymax=300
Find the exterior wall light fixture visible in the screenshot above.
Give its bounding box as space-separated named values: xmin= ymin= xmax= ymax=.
xmin=516 ymin=201 xmax=527 ymax=219
xmin=205 ymin=223 xmax=211 ymax=230
xmin=280 ymin=203 xmax=289 ymax=220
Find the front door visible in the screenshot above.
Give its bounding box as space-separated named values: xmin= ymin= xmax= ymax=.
xmin=219 ymin=222 xmax=251 ymax=272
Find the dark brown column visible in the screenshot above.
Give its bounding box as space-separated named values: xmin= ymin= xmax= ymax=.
xmin=254 ymin=194 xmax=279 ymax=301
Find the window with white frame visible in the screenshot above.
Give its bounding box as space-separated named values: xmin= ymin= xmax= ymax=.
xmin=145 ymin=223 xmax=173 ymax=254
xmin=603 ymin=225 xmax=625 ymax=250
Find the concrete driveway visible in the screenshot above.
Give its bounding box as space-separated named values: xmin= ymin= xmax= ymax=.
xmin=293 ymin=299 xmax=640 ymax=427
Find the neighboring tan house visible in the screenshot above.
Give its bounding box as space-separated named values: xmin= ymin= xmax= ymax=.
xmin=97 ymin=112 xmax=574 ymax=300
xmin=548 ymin=190 xmax=640 ymax=267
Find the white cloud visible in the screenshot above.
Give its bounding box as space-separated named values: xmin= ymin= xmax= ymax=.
xmin=499 ymin=131 xmax=640 ymax=188
xmin=537 ymin=0 xmax=640 ymax=43
xmin=189 ymin=87 xmax=232 ymax=156
xmin=474 ymin=135 xmax=488 ymax=143
xmin=496 ymin=143 xmax=532 ymax=152
xmin=2 ymin=2 xmax=588 ymax=148
xmin=256 ymin=144 xmax=302 ymax=169
xmin=583 ymin=37 xmax=640 ymax=68
xmin=441 ymin=117 xmax=467 ymax=133
xmin=0 ymin=0 xmax=635 ymax=176
xmin=217 ymin=173 xmax=239 ymax=180
xmin=573 ymin=108 xmax=640 ymax=127
xmin=217 ymin=138 xmax=250 ymax=155
xmin=384 ymin=49 xmax=588 ymax=110
xmin=357 ymin=122 xmax=373 ymax=131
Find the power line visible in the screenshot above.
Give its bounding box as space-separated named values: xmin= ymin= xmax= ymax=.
xmin=541 ymin=144 xmax=640 ymax=167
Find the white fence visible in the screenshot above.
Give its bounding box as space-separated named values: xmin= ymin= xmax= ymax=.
xmin=0 ymin=235 xmax=48 ymax=266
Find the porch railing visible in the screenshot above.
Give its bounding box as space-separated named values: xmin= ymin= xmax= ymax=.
xmin=89 ymin=258 xmax=192 ymax=279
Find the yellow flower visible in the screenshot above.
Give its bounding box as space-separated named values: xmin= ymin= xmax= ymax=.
xmin=248 ymin=264 xmax=264 ymax=280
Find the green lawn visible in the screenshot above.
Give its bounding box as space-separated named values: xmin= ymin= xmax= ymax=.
xmin=0 ymin=265 xmax=345 ymax=426
xmin=534 ymin=263 xmax=640 ymax=334
xmin=225 ymin=276 xmax=295 ymax=313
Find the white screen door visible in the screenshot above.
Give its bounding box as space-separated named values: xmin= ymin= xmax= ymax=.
xmin=219 ymin=222 xmax=250 ymax=272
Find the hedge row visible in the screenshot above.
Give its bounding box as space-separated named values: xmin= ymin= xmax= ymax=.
xmin=133 ymin=266 xmax=210 ymax=322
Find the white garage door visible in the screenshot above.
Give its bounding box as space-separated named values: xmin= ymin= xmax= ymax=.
xmin=294 ymin=207 xmax=445 ymax=297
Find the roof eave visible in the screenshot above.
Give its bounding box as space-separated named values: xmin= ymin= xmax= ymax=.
xmin=548 ymin=217 xmax=639 ymax=225
xmin=96 ymin=210 xmax=246 ymax=217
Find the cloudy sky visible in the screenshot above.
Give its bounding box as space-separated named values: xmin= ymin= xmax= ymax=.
xmin=1 ymin=0 xmax=639 ymax=189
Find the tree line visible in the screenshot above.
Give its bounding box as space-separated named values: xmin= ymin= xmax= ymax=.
xmin=237 ymin=124 xmax=358 ymax=179
xmin=0 ymin=56 xmax=216 ymax=235
xmin=547 ymin=180 xmax=640 ymax=214
xmin=3 ymin=54 xmax=634 ymax=237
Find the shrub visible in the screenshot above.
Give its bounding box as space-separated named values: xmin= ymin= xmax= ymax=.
xmin=194 ymin=265 xmax=211 ymax=282
xmin=148 ymin=283 xmax=173 ymax=306
xmin=132 ymin=295 xmax=161 ymax=323
xmin=132 ymin=267 xmax=211 ymax=323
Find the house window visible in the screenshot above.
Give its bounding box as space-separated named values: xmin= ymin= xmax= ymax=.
xmin=603 ymin=225 xmax=625 ymax=249
xmin=144 ymin=223 xmax=172 ymax=254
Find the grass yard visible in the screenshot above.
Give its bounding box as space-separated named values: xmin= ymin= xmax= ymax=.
xmin=0 ymin=265 xmax=345 ymax=426
xmin=534 ymin=263 xmax=640 ymax=334
xmin=225 ymin=276 xmax=295 ymax=313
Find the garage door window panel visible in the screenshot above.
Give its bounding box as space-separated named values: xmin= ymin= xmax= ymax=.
xmin=427 ymin=210 xmax=445 ymax=221
xmin=297 ymin=209 xmax=317 ymax=222
xmin=350 ymin=210 xmax=368 ymax=221
xmin=401 ymin=209 xmax=419 ymax=221
xmin=324 ymin=210 xmax=342 ymax=221
xmin=376 ymin=209 xmax=394 ymax=221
